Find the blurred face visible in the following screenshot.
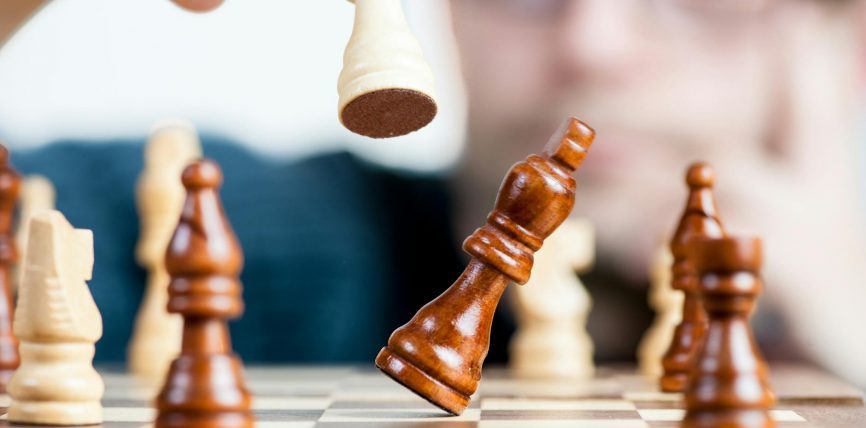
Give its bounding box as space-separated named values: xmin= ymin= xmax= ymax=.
xmin=450 ymin=0 xmax=860 ymax=277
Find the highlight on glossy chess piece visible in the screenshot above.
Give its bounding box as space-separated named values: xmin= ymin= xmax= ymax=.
xmin=375 ymin=117 xmax=595 ymax=415
xmin=683 ymin=236 xmax=776 ymax=428
xmin=129 ymin=123 xmax=202 ymax=382
xmin=155 ymin=159 xmax=253 ymax=428
xmin=509 ymin=218 xmax=595 ymax=379
xmin=337 ymin=0 xmax=437 ymax=138
xmin=8 ymin=210 xmax=103 ymax=425
xmin=659 ymin=162 xmax=725 ymax=393
xmin=637 ymin=245 xmax=682 ymax=378
xmin=14 ymin=175 xmax=55 ymax=290
xmin=0 ymin=145 xmax=20 ymax=391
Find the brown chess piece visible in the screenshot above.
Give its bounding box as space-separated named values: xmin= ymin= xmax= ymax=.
xmin=155 ymin=159 xmax=253 ymax=428
xmin=660 ymin=162 xmax=725 ymax=392
xmin=375 ymin=117 xmax=595 ymax=415
xmin=0 ymin=145 xmax=20 ymax=392
xmin=683 ymin=236 xmax=776 ymax=428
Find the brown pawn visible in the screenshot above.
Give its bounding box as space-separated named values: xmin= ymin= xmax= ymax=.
xmin=683 ymin=236 xmax=775 ymax=428
xmin=660 ymin=162 xmax=725 ymax=392
xmin=155 ymin=159 xmax=253 ymax=428
xmin=0 ymin=145 xmax=20 ymax=392
xmin=375 ymin=117 xmax=595 ymax=415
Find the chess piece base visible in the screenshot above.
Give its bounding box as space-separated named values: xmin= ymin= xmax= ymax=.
xmin=341 ymin=89 xmax=436 ymax=138
xmin=660 ymin=372 xmax=688 ymax=393
xmin=155 ymin=411 xmax=254 ymax=428
xmin=682 ymin=409 xmax=775 ymax=428
xmin=8 ymin=401 xmax=102 ymax=426
xmin=375 ymin=346 xmax=469 ymax=416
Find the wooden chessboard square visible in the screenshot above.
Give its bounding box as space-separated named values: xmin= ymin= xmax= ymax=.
xmin=252 ymin=396 xmax=333 ymax=410
xmin=478 ymin=378 xmax=622 ymax=399
xmin=319 ymin=408 xmax=482 ymax=423
xmin=637 ymin=408 xmax=806 ymax=422
xmin=480 ymin=398 xmax=636 ymax=411
xmin=478 ymin=421 xmax=650 ymax=428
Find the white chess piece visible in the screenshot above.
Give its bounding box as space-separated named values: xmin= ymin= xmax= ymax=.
xmin=128 ymin=123 xmax=201 ymax=381
xmin=8 ymin=210 xmax=103 ymax=425
xmin=509 ymin=218 xmax=595 ymax=379
xmin=14 ymin=175 xmax=55 ymax=289
xmin=637 ymin=245 xmax=682 ymax=377
xmin=337 ymin=0 xmax=438 ymax=137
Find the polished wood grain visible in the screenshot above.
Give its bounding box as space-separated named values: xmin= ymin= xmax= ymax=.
xmin=683 ymin=236 xmax=775 ymax=428
xmin=155 ymin=159 xmax=253 ymax=428
xmin=0 ymin=145 xmax=20 ymax=393
xmin=660 ymin=163 xmax=725 ymax=393
xmin=375 ymin=117 xmax=595 ymax=415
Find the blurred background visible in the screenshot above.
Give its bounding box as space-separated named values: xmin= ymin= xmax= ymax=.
xmin=0 ymin=0 xmax=865 ymax=389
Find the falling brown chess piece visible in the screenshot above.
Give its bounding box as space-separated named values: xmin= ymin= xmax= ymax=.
xmin=375 ymin=117 xmax=595 ymax=415
xmin=155 ymin=159 xmax=253 ymax=428
xmin=683 ymin=236 xmax=776 ymax=428
xmin=0 ymin=145 xmax=20 ymax=391
xmin=660 ymin=162 xmax=725 ymax=393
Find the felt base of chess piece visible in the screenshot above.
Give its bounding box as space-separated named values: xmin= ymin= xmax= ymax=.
xmin=341 ymin=88 xmax=437 ymax=139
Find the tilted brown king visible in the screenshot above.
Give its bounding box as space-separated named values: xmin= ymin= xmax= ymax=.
xmin=375 ymin=117 xmax=595 ymax=415
xmin=660 ymin=162 xmax=725 ymax=392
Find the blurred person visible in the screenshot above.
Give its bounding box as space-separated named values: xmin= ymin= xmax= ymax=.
xmin=1 ymin=0 xmax=864 ymax=391
xmin=449 ymin=0 xmax=866 ymax=385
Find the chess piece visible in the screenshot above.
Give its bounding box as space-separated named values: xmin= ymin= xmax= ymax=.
xmin=376 ymin=117 xmax=595 ymax=415
xmin=0 ymin=145 xmax=20 ymax=391
xmin=129 ymin=124 xmax=202 ymax=381
xmin=637 ymin=245 xmax=682 ymax=377
xmin=155 ymin=159 xmax=253 ymax=428
xmin=338 ymin=0 xmax=437 ymax=138
xmin=683 ymin=236 xmax=776 ymax=428
xmin=14 ymin=175 xmax=55 ymax=290
xmin=660 ymin=162 xmax=725 ymax=392
xmin=509 ymin=218 xmax=595 ymax=379
xmin=8 ymin=210 xmax=103 ymax=425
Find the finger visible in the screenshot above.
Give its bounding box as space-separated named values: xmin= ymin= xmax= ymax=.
xmin=171 ymin=0 xmax=224 ymax=12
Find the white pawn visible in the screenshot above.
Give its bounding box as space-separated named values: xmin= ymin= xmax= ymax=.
xmin=637 ymin=245 xmax=683 ymax=377
xmin=8 ymin=210 xmax=103 ymax=425
xmin=338 ymin=0 xmax=438 ymax=138
xmin=509 ymin=218 xmax=595 ymax=379
xmin=128 ymin=123 xmax=201 ymax=381
xmin=14 ymin=175 xmax=55 ymax=289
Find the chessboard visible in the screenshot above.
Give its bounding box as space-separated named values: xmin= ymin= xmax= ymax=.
xmin=0 ymin=364 xmax=859 ymax=428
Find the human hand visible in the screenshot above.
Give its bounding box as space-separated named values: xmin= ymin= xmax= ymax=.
xmin=171 ymin=0 xmax=224 ymax=12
